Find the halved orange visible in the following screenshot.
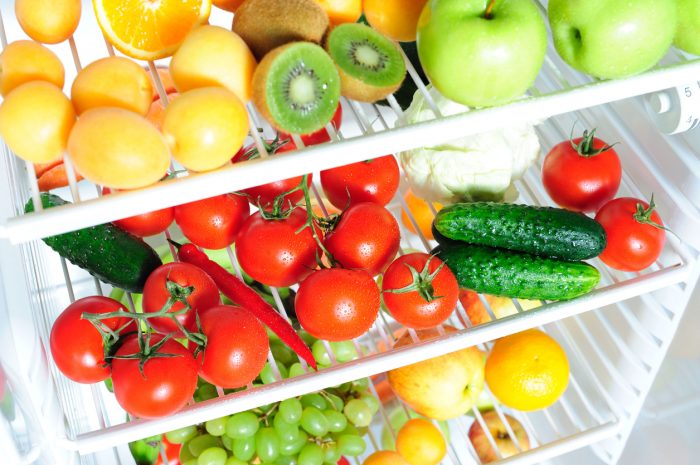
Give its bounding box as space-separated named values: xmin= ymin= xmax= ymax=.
xmin=93 ymin=0 xmax=211 ymax=60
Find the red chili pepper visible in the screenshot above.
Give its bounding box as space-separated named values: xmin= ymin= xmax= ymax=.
xmin=337 ymin=457 xmax=351 ymax=465
xmin=174 ymin=242 xmax=317 ymax=370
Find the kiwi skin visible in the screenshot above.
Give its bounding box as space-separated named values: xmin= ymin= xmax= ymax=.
xmin=233 ymin=0 xmax=329 ymax=60
xmin=252 ymin=42 xmax=339 ymax=135
xmin=325 ymin=28 xmax=405 ymax=103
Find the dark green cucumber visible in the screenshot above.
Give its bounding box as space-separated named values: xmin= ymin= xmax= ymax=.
xmin=432 ymin=243 xmax=600 ymax=301
xmin=433 ymin=202 xmax=606 ymax=261
xmin=25 ymin=193 xmax=162 ymax=293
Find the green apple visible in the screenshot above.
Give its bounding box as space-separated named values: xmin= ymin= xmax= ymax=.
xmin=675 ymin=0 xmax=700 ymax=55
xmin=416 ymin=0 xmax=547 ymax=107
xmin=548 ymin=0 xmax=677 ymax=79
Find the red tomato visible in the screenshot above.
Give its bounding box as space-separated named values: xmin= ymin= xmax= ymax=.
xmin=320 ymin=155 xmax=400 ymax=209
xmin=382 ymin=253 xmax=459 ymax=329
xmin=236 ymin=208 xmax=322 ymax=287
xmin=278 ymin=103 xmax=343 ymax=144
xmin=102 ymin=187 xmax=174 ymax=237
xmin=155 ymin=436 xmax=181 ymax=465
xmin=142 ymin=263 xmax=221 ymax=336
xmin=232 ymin=138 xmax=312 ymax=210
xmin=174 ymin=194 xmax=250 ymax=249
xmin=324 ymin=203 xmax=401 ymax=276
xmin=595 ymin=197 xmax=666 ymax=271
xmin=111 ymin=334 xmax=198 ymax=419
xmin=542 ymin=130 xmax=622 ymax=213
xmin=295 ymin=268 xmax=380 ymax=341
xmin=50 ymin=296 xmax=130 ymax=384
xmin=196 ymin=305 xmax=269 ymax=388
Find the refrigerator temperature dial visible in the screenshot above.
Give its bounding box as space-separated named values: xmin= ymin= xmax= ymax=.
xmin=645 ymin=81 xmax=700 ymax=134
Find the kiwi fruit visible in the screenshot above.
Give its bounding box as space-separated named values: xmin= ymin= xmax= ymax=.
xmin=233 ymin=0 xmax=329 ymax=60
xmin=252 ymin=42 xmax=341 ymax=135
xmin=325 ymin=23 xmax=406 ymax=103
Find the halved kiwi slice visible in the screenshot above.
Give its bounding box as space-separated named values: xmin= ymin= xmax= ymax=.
xmin=326 ymin=23 xmax=406 ymax=103
xmin=253 ymin=42 xmax=341 ymax=135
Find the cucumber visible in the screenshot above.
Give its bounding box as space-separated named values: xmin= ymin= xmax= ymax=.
xmin=25 ymin=193 xmax=162 ymax=293
xmin=433 ymin=202 xmax=606 ymax=261
xmin=432 ymin=243 xmax=600 ymax=301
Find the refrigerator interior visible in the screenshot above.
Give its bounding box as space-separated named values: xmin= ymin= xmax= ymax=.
xmin=1 ymin=1 xmax=699 ymax=465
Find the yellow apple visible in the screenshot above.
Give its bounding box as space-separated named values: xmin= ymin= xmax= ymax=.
xmin=388 ymin=327 xmax=485 ymax=420
xmin=468 ymin=410 xmax=531 ymax=463
xmin=458 ymin=290 xmax=539 ymax=327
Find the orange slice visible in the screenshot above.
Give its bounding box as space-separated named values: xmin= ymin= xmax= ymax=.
xmin=93 ymin=0 xmax=211 ymax=60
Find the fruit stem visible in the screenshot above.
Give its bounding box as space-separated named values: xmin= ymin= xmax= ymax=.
xmin=632 ymin=194 xmax=673 ymax=233
xmin=569 ymin=126 xmax=617 ymax=157
xmin=383 ymin=255 xmax=445 ymax=302
xmin=484 ymin=0 xmax=497 ymax=19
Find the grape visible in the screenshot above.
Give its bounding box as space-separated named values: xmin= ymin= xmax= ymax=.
xmin=301 ymin=393 xmax=327 ymax=410
xmin=353 ymin=378 xmax=369 ymax=390
xmin=181 ymin=439 xmax=197 ymax=462
xmin=300 ymin=407 xmax=329 ymax=437
xmin=337 ymin=435 xmax=366 ymax=457
xmin=288 ymin=363 xmax=306 ymax=378
xmin=225 ymin=457 xmax=248 ymax=465
xmin=260 ymin=362 xmax=288 ymax=384
xmin=221 ymin=435 xmax=233 ymax=451
xmin=256 ymin=427 xmax=280 ymax=463
xmin=183 ymin=459 xmax=199 ymax=465
xmin=311 ymin=340 xmax=332 ymax=366
xmin=276 ymin=455 xmax=299 ymax=465
xmin=330 ymin=341 xmax=358 ymax=362
xmin=323 ymin=410 xmax=347 ymax=433
xmin=344 ymin=399 xmax=372 ymax=427
xmin=198 ymin=447 xmax=227 ymax=465
xmin=280 ymin=430 xmax=308 ymax=456
xmin=298 ymin=443 xmax=323 ymax=465
xmin=279 ymin=398 xmax=303 ymax=424
xmin=335 ymin=382 xmax=351 ymax=394
xmin=232 ymin=436 xmax=256 ymax=461
xmin=167 ymin=425 xmax=198 ymax=444
xmin=189 ymin=435 xmax=221 ymax=457
xmin=195 ymin=383 xmax=219 ymax=402
xmin=324 ymin=393 xmax=344 ymax=411
xmin=322 ymin=443 xmax=341 ymax=464
xmin=206 ymin=417 xmax=229 ymax=437
xmin=360 ymin=395 xmax=380 ymax=415
xmin=340 ymin=423 xmax=358 ymax=436
xmin=270 ymin=340 xmax=295 ymax=366
xmin=274 ymin=413 xmax=300 ymax=443
xmin=226 ymin=412 xmax=260 ymax=439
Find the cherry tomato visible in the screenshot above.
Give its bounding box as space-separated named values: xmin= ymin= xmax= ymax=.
xmin=50 ymin=296 xmax=130 ymax=384
xmin=232 ymin=137 xmax=312 ymax=210
xmin=174 ymin=193 xmax=250 ymax=249
xmin=278 ymin=102 xmax=343 ymax=144
xmin=542 ymin=129 xmax=621 ymax=213
xmin=111 ymin=334 xmax=198 ymax=419
xmin=236 ymin=208 xmax=322 ymax=287
xmin=320 ymin=155 xmax=400 ymax=209
xmin=382 ymin=253 xmax=459 ymax=329
xmin=142 ymin=263 xmax=221 ymax=336
xmin=295 ymin=268 xmax=380 ymax=341
xmin=324 ymin=203 xmax=401 ymax=276
xmin=196 ymin=305 xmax=269 ymax=388
xmin=103 ymin=187 xmax=174 ymax=237
xmin=595 ymin=197 xmax=666 ymax=271
xmin=155 ymin=436 xmax=181 ymax=465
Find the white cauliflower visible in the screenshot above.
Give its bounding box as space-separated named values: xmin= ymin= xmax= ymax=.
xmin=398 ymin=86 xmax=541 ymax=203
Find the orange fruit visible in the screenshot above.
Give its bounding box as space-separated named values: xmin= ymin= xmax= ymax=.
xmin=314 ymin=0 xmax=362 ymax=24
xmin=67 ymin=107 xmax=170 ymax=189
xmin=71 ymin=57 xmax=153 ymax=115
xmin=212 ymin=0 xmax=245 ymax=12
xmin=162 ymin=87 xmax=249 ymax=172
xmin=0 ymin=81 xmax=75 ymax=163
xmin=363 ymin=451 xmax=409 ymax=465
xmin=396 ymin=418 xmax=446 ymax=465
xmin=363 ymin=0 xmax=428 ymax=42
xmin=93 ymin=0 xmax=211 ymax=60
xmin=485 ymin=329 xmax=570 ymax=411
xmin=400 ymin=189 xmax=441 ymax=240
xmin=0 ymin=40 xmax=65 ymax=96
xmin=170 ymin=25 xmax=257 ymax=102
xmin=15 ymin=0 xmax=81 ymax=44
